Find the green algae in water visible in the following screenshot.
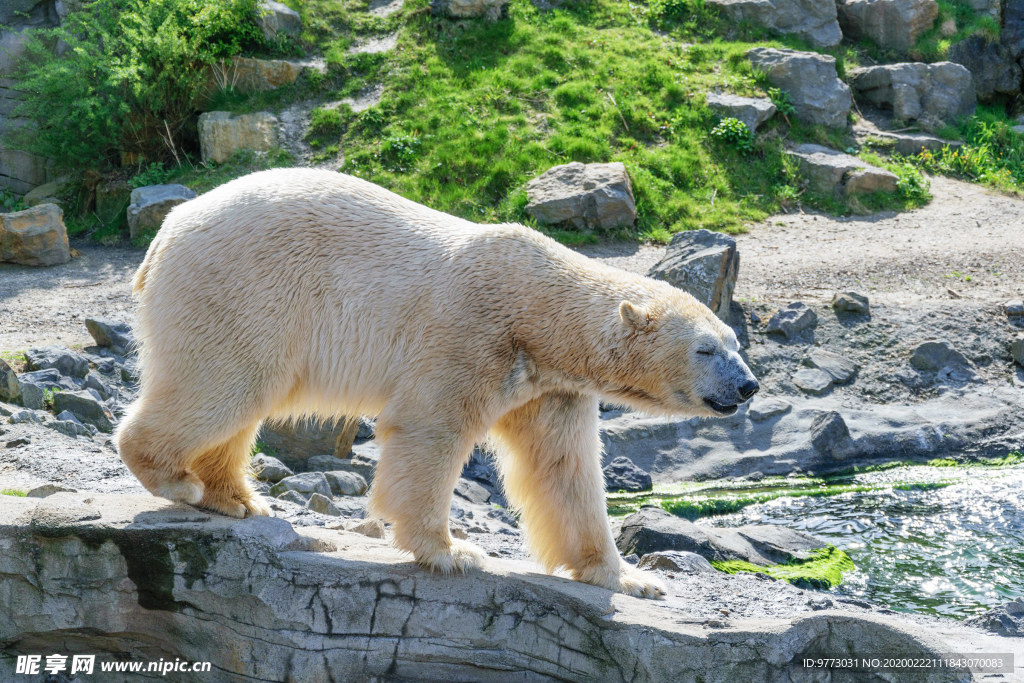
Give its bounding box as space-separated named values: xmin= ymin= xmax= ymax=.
xmin=712 ymin=546 xmax=855 ymax=590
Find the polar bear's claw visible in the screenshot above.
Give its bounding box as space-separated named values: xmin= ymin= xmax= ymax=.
xmin=617 ymin=567 xmax=668 ymax=600
xmin=417 ymin=539 xmax=487 ymax=575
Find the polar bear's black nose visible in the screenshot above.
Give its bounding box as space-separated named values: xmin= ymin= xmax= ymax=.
xmin=738 ymin=380 xmax=759 ymax=401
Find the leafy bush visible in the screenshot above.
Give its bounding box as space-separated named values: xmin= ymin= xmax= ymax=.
xmin=891 ymin=161 xmax=931 ymax=202
xmin=1 ymin=190 xmax=26 ymax=213
xmin=766 ymin=87 xmax=795 ymax=118
xmin=129 ymin=162 xmax=176 ymax=188
xmin=709 ymin=117 xmax=753 ymax=153
xmin=8 ymin=0 xmax=265 ymax=170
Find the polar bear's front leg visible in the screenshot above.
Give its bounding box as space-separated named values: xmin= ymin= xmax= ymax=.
xmin=368 ymin=423 xmax=486 ymax=574
xmin=492 ymin=391 xmax=666 ymax=599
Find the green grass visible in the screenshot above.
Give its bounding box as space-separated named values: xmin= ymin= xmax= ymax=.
xmin=1 ymin=489 xmax=27 ymax=497
xmin=0 ymin=350 xmax=27 ymax=370
xmin=712 ymin=545 xmax=855 ymax=589
xmin=913 ymin=0 xmax=1000 ymax=62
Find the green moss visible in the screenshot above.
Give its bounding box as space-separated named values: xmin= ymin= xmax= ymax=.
xmin=1 ymin=489 xmax=27 ymax=497
xmin=712 ymin=546 xmax=855 ymax=589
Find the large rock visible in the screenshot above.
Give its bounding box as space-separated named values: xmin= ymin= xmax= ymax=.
xmin=706 ymin=93 xmax=776 ymax=133
xmin=255 ymin=0 xmax=302 ymax=41
xmin=0 ymin=359 xmax=19 ymax=403
xmin=909 ymin=340 xmax=975 ymax=382
xmin=1002 ymin=0 xmax=1024 ymax=60
xmin=269 ymin=471 xmax=332 ymax=498
xmin=211 ymin=57 xmax=305 ymax=95
xmin=603 ymin=456 xmax=653 ymax=492
xmin=809 ymin=411 xmax=854 ymax=460
xmin=25 ymin=345 xmax=89 ymax=378
xmin=524 ymin=162 xmax=636 ymax=231
xmin=705 ymin=0 xmax=841 ymax=46
xmin=832 ymin=290 xmax=869 ymax=314
xmin=1012 ymin=335 xmax=1024 ymax=367
xmin=766 ymin=302 xmax=818 ymax=340
xmin=0 ymin=493 xmax=972 ymax=683
xmin=252 ymin=453 xmax=294 ymax=483
xmin=786 ymin=144 xmax=898 ymax=196
xmin=197 ymin=111 xmax=279 ymax=165
xmin=51 ymin=390 xmax=115 ymax=433
xmin=616 ymin=507 xmax=828 ymax=566
xmin=647 ymin=229 xmax=738 ymax=322
xmin=0 ymin=203 xmax=70 ymax=266
xmin=431 ymin=0 xmax=508 ymax=19
xmin=84 ymin=317 xmax=135 ymax=356
xmin=836 ymin=0 xmax=938 ymax=53
xmin=948 ymin=35 xmax=1023 ymax=102
xmin=126 ymin=184 xmax=196 ymax=240
xmin=746 ymin=48 xmax=851 ymax=128
xmin=636 ymin=550 xmax=715 ymax=574
xmin=324 ymin=470 xmax=368 ymax=496
xmin=849 ymin=62 xmax=975 ymax=131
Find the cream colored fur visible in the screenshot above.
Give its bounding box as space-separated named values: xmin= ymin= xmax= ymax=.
xmin=117 ymin=167 xmax=750 ymax=598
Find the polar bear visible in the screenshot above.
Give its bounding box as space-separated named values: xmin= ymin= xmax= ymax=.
xmin=116 ymin=168 xmax=759 ymax=598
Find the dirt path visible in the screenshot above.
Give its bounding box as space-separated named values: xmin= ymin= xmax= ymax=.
xmin=1 ymin=175 xmax=1021 ymax=354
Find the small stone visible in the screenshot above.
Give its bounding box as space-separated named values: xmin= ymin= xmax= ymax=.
xmin=25 ymin=346 xmax=89 ymax=379
xmin=1010 ymin=335 xmax=1023 ymax=367
xmin=1004 ymin=301 xmax=1024 ymax=318
xmin=832 ymin=291 xmax=869 ymax=314
xmin=255 ymin=0 xmax=302 ymax=41
xmin=9 ymin=409 xmax=40 ymax=424
xmin=347 ymin=518 xmax=386 ymax=539
xmin=84 ymin=372 xmax=112 ymax=400
xmin=767 ymin=302 xmax=818 ymax=340
xmin=306 ymin=492 xmax=342 ymax=516
xmin=454 ymin=477 xmax=491 ymax=504
xmin=18 ymin=383 xmax=44 ymax=410
xmin=705 ymin=93 xmax=776 ymax=133
xmin=270 ymin=472 xmax=332 ymax=498
xmin=0 ymin=359 xmax=19 ymax=403
xmin=603 ymin=457 xmax=653 ymax=493
xmin=793 ymin=368 xmax=833 ymax=395
xmin=51 ymin=391 xmax=115 ymax=433
xmin=56 ymin=410 xmax=82 ymax=424
xmin=810 ymin=411 xmax=853 ymax=459
xmin=747 ymin=398 xmax=791 ymax=422
xmin=126 ymin=185 xmax=196 ymax=241
xmin=637 ymin=551 xmax=715 ymax=574
xmin=524 ymin=162 xmax=636 ymax=231
xmin=252 ymin=453 xmax=293 ymax=483
xmin=26 ymin=484 xmax=77 ymax=498
xmin=324 ymin=470 xmax=368 ymax=497
xmin=909 ymin=340 xmax=971 ymax=372
xmin=803 ymin=349 xmax=857 ymax=384
xmin=276 ymin=489 xmax=309 ymax=505
xmin=0 ymin=204 xmax=71 ymax=267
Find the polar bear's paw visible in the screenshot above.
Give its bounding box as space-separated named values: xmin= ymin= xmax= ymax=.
xmin=417 ymin=539 xmax=487 ymax=575
xmin=197 ymin=485 xmax=272 ymax=519
xmin=575 ymin=562 xmax=667 ymax=600
xmin=153 ymin=472 xmax=205 ymax=506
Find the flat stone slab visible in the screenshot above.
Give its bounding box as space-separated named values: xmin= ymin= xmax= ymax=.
xmin=706 ymin=92 xmax=776 ymax=133
xmin=787 ymin=144 xmax=898 ymax=197
xmin=0 ymin=493 xmax=980 ymax=682
xmin=793 ymin=367 xmax=834 ymax=394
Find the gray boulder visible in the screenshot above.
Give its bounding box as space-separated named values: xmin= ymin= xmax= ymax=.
xmin=810 ymin=411 xmax=854 ymax=460
xmin=198 ymin=111 xmax=279 ymax=165
xmin=48 ymin=419 xmax=91 ymax=439
xmin=85 ymin=318 xmax=136 ymax=356
xmin=252 ymin=453 xmax=294 ymax=483
xmin=616 ymin=507 xmax=827 ymax=566
xmin=787 ymin=144 xmax=897 ymax=197
xmin=269 ymin=472 xmax=332 ymax=498
xmin=1002 ymin=0 xmax=1024 ymax=60
xmin=948 ymin=35 xmax=1022 ymax=102
xmin=8 ymin=409 xmax=40 ymax=424
xmin=324 ymin=470 xmax=368 ymax=497
xmin=746 ymin=48 xmax=851 ymax=128
xmin=706 ymin=93 xmax=776 ymax=133
xmin=803 ymin=349 xmax=857 ymax=384
xmin=909 ymin=340 xmax=972 ymax=372
xmin=792 ymin=368 xmax=833 ymax=395
xmin=25 ymin=346 xmax=89 ymax=378
xmin=1012 ymin=335 xmax=1024 ymax=367
xmin=965 ymin=597 xmax=1024 ymax=636
xmin=83 ymin=372 xmax=112 ymax=400
xmin=51 ymin=391 xmax=115 ymax=433
xmin=454 ymin=477 xmax=491 ymax=504
xmin=17 ymin=382 xmax=44 ymax=410
xmin=766 ymin=302 xmax=818 ymax=339
xmin=603 ymin=456 xmax=653 ymax=492
xmin=706 ymin=0 xmax=841 ymax=46
xmin=431 ymin=0 xmax=508 ymax=19
xmin=126 ymin=184 xmax=196 ymax=240
xmin=833 ymin=291 xmax=869 ymax=314
xmin=836 ymin=0 xmax=938 ymax=53
xmin=849 ymin=62 xmax=975 ymax=131
xmin=647 ymin=229 xmax=738 ymax=322
xmin=636 ymin=550 xmax=715 ymax=574
xmin=524 ymin=162 xmax=636 ymax=231
xmin=255 ymin=0 xmax=302 ymax=41
xmin=306 ymin=492 xmax=342 ymax=516
xmin=0 ymin=359 xmax=18 ymax=403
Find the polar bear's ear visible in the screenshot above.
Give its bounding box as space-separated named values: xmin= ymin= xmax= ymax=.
xmin=619 ymin=301 xmax=651 ymax=331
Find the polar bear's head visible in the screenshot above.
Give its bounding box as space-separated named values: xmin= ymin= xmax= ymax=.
xmin=614 ymin=297 xmax=759 ymax=418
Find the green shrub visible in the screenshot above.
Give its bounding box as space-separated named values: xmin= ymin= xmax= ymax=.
xmin=8 ymin=0 xmax=265 ymax=170
xmin=129 ymin=162 xmax=176 ymax=188
xmin=709 ymin=117 xmax=753 ymax=153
